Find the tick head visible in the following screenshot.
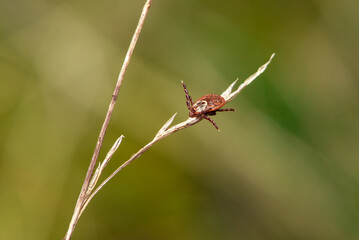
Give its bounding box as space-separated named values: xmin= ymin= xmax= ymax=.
xmin=192 ymin=100 xmax=208 ymax=114
xmin=189 ymin=100 xmax=208 ymax=117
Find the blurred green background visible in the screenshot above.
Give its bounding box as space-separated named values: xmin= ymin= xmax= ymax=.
xmin=1 ymin=0 xmax=359 ymax=239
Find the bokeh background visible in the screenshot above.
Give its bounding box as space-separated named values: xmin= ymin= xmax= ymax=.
xmin=1 ymin=0 xmax=359 ymax=239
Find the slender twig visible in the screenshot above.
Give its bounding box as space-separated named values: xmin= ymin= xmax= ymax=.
xmin=63 ymin=1 xmax=152 ymax=239
xmin=78 ymin=54 xmax=275 ymax=216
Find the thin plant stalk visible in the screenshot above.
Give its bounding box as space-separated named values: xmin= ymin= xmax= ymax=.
xmin=63 ymin=1 xmax=152 ymax=239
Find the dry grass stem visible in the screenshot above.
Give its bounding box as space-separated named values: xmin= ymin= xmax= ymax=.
xmin=63 ymin=1 xmax=152 ymax=239
xmin=86 ymin=135 xmax=124 ymax=197
xmin=221 ymin=53 xmax=275 ymax=102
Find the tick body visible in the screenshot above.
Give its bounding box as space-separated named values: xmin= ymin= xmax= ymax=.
xmin=189 ymin=94 xmax=225 ymax=117
xmin=181 ymin=81 xmax=235 ymax=130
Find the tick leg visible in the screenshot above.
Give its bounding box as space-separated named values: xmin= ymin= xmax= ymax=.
xmin=216 ymin=108 xmax=235 ymax=112
xmin=181 ymin=81 xmax=193 ymax=110
xmin=208 ymin=111 xmax=217 ymax=116
xmin=203 ymin=115 xmax=219 ymax=130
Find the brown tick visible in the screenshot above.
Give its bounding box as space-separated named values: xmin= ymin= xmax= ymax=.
xmin=181 ymin=81 xmax=235 ymax=130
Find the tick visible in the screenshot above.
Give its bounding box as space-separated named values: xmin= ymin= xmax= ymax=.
xmin=181 ymin=81 xmax=235 ymax=130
